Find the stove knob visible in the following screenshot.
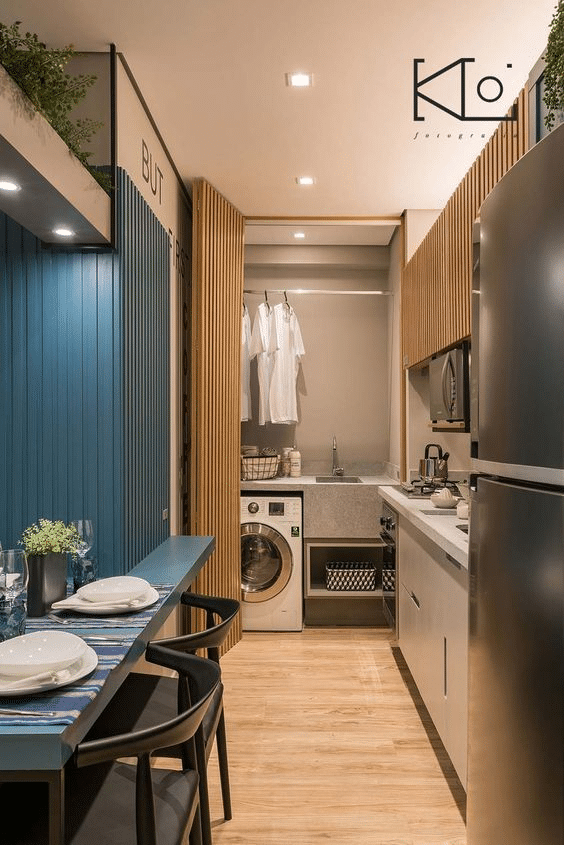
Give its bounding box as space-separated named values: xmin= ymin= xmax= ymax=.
xmin=380 ymin=516 xmax=386 ymax=527
xmin=248 ymin=501 xmax=259 ymax=514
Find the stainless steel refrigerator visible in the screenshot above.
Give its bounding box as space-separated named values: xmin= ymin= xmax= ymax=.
xmin=467 ymin=122 xmax=564 ymax=845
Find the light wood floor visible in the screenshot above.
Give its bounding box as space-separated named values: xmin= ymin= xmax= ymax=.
xmin=205 ymin=627 xmax=467 ymax=845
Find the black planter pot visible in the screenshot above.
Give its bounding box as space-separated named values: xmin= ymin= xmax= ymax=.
xmin=26 ymin=553 xmax=68 ymax=617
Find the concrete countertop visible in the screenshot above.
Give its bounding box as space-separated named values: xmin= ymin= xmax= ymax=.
xmin=378 ymin=485 xmax=469 ymax=569
xmin=240 ymin=473 xmax=395 ymax=491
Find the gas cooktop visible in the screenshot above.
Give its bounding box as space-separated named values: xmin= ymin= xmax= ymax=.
xmin=397 ymin=480 xmax=461 ymax=499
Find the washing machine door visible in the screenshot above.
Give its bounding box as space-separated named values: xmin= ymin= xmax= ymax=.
xmin=241 ymin=522 xmax=293 ymax=602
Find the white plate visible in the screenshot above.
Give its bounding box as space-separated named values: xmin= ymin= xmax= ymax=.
xmin=52 ymin=587 xmax=159 ymax=615
xmin=0 ymin=646 xmax=98 ymax=697
xmin=77 ymin=576 xmax=150 ymax=603
xmin=0 ymin=631 xmax=87 ymax=676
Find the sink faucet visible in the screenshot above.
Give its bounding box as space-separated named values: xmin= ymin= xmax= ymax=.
xmin=332 ymin=435 xmax=344 ymax=476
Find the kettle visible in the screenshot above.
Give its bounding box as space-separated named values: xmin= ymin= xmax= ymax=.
xmin=419 ymin=443 xmax=443 ymax=482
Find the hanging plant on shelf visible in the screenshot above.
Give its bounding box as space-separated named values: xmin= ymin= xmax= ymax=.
xmin=544 ymin=1 xmax=564 ymax=131
xmin=0 ymin=20 xmax=111 ymax=191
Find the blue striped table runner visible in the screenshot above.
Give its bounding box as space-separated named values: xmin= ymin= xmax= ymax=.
xmin=27 ymin=585 xmax=174 ymax=630
xmin=0 ymin=640 xmax=134 ymax=726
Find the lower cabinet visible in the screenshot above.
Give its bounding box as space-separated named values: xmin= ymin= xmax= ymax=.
xmin=304 ymin=538 xmax=386 ymax=626
xmin=398 ymin=518 xmax=468 ymax=786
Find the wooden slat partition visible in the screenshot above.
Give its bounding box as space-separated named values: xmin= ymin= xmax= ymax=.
xmin=401 ymin=87 xmax=529 ymax=368
xmin=191 ymin=179 xmax=244 ymax=649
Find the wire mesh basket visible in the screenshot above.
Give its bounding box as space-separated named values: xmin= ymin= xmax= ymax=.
xmin=325 ymin=561 xmax=377 ymax=591
xmin=241 ymin=455 xmax=280 ymax=480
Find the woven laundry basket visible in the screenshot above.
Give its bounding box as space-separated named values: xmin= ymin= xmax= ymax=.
xmin=325 ymin=561 xmax=377 ymax=591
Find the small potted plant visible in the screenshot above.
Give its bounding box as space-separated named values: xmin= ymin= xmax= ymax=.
xmin=20 ymin=519 xmax=82 ymax=616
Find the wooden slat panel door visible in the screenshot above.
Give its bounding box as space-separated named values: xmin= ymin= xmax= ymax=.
xmin=191 ymin=179 xmax=244 ymax=649
xmin=401 ymin=88 xmax=529 ymax=368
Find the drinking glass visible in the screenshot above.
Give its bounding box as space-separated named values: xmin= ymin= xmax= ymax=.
xmin=71 ymin=520 xmax=94 ymax=559
xmin=0 ymin=597 xmax=26 ymax=641
xmin=72 ymin=557 xmax=98 ymax=592
xmin=0 ymin=549 xmax=29 ymax=600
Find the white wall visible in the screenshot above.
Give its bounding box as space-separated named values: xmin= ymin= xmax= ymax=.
xmin=386 ymin=226 xmax=403 ymax=479
xmin=407 ymin=366 xmax=470 ymax=480
xmin=242 ymin=245 xmax=391 ymax=476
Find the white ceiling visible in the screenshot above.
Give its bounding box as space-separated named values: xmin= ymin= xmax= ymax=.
xmin=0 ymin=1 xmax=555 ymax=245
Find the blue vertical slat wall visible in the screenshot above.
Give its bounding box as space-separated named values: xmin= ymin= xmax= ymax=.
xmin=0 ymin=167 xmax=170 ymax=577
xmin=117 ymin=169 xmax=170 ymax=568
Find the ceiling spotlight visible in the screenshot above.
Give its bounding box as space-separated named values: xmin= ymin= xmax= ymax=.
xmin=0 ymin=179 xmax=21 ymax=192
xmin=293 ymin=232 xmax=306 ymax=239
xmin=286 ymin=72 xmax=313 ymax=88
xmin=53 ymin=227 xmax=75 ymax=237
xmin=296 ymin=176 xmax=315 ymax=186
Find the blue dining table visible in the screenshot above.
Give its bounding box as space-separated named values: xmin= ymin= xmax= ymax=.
xmin=0 ymin=535 xmax=215 ymax=845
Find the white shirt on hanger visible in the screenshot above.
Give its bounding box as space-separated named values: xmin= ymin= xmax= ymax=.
xmin=249 ymin=302 xmax=278 ymax=425
xmin=241 ymin=304 xmax=252 ymax=422
xmin=269 ymin=302 xmax=305 ymax=424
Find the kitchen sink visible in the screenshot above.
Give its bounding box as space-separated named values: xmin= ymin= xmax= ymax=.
xmin=315 ymin=476 xmax=363 ymax=483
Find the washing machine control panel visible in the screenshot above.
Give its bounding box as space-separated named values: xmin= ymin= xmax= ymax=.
xmin=241 ymin=496 xmax=302 ymax=523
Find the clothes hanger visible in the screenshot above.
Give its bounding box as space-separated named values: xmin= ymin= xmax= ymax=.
xmin=284 ymin=290 xmax=291 ymax=315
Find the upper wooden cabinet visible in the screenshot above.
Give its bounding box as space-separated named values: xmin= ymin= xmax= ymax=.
xmin=401 ymin=88 xmax=529 ymax=369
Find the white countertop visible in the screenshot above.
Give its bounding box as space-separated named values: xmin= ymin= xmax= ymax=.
xmin=378 ymin=485 xmax=469 ymax=569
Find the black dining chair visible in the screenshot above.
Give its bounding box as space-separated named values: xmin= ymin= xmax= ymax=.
xmin=75 ymin=591 xmax=240 ymax=845
xmin=4 ymin=646 xmax=220 ymax=845
xmin=89 ymin=592 xmax=240 ymax=845
xmin=149 ymin=593 xmax=240 ymax=832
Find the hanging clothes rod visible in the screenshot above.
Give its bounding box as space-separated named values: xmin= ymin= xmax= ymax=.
xmin=243 ymin=288 xmax=392 ymax=296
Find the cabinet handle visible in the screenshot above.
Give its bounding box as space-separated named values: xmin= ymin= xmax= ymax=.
xmin=410 ymin=590 xmax=420 ymax=609
xmin=444 ymin=636 xmax=448 ymax=697
xmin=446 ymin=553 xmax=462 ymax=569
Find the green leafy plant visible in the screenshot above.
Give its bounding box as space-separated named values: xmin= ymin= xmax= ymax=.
xmin=20 ymin=518 xmax=82 ymax=557
xmin=0 ymin=21 xmax=110 ymax=191
xmin=544 ymin=1 xmax=564 ymax=130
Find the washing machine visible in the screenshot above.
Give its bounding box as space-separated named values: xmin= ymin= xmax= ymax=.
xmin=240 ymin=493 xmax=303 ymax=631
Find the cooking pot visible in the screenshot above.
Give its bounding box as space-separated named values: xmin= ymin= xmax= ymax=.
xmin=419 ymin=444 xmax=443 ymax=482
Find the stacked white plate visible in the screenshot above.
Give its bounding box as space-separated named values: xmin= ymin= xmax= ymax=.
xmin=0 ymin=631 xmax=97 ymax=695
xmin=51 ymin=576 xmax=158 ymax=615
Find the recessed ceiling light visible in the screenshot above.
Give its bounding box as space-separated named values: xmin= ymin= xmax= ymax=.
xmin=286 ymin=72 xmax=313 ymax=88
xmin=0 ymin=179 xmax=20 ymax=192
xmin=293 ymin=232 xmax=306 ymax=239
xmin=53 ymin=227 xmax=75 ymax=237
xmin=296 ymin=176 xmax=315 ymax=186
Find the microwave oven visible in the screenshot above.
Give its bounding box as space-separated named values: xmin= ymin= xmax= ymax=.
xmin=429 ymin=342 xmax=470 ymax=428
